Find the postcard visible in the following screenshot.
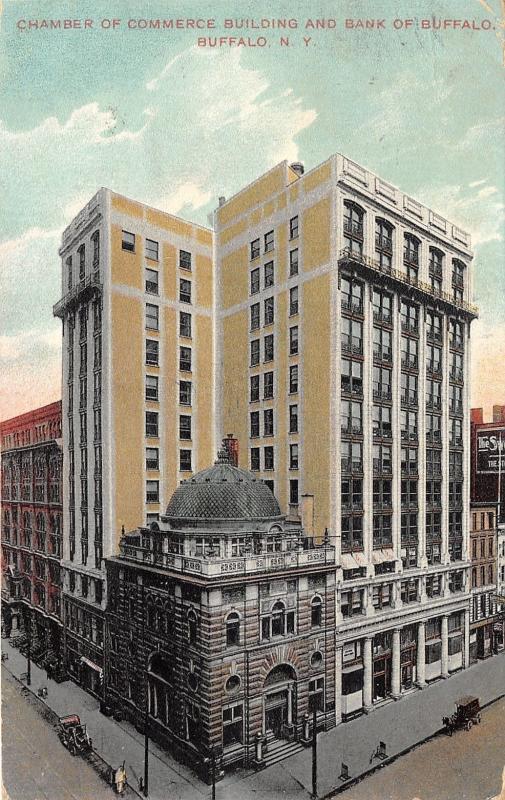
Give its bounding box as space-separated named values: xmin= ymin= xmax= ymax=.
xmin=1 ymin=1 xmax=504 ymax=799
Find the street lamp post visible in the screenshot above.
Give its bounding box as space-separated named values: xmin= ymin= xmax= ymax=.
xmin=311 ymin=706 xmax=318 ymax=799
xmin=143 ymin=705 xmax=149 ymax=797
xmin=26 ymin=609 xmax=32 ymax=686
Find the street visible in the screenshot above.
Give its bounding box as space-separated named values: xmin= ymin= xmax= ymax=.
xmin=2 ymin=640 xmax=505 ymax=800
xmin=1 ymin=669 xmax=115 ymax=800
xmin=335 ymin=697 xmax=505 ymax=800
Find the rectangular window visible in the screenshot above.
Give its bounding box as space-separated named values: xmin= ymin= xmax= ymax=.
xmin=179 ymin=381 xmax=192 ymax=406
xmin=179 ymin=415 xmax=192 ymax=440
xmin=263 ymin=371 xmax=274 ymax=400
xmin=264 ymin=446 xmax=274 ymax=470
xmin=264 ymin=261 xmax=274 ymax=288
xmin=290 ymin=444 xmax=299 ymax=470
xmin=264 ymin=297 xmax=274 ymax=326
xmin=222 ymin=704 xmax=244 ymax=747
xmin=250 ymin=238 xmax=260 ymax=260
xmin=250 ymin=374 xmax=260 ymax=402
xmin=122 ymin=230 xmax=135 ymax=252
xmin=146 ymin=447 xmax=159 ymax=470
xmin=290 ymin=286 xmax=299 ymax=316
xmin=250 ymin=268 xmax=260 ymax=294
xmin=179 ymin=346 xmax=192 ymax=372
xmin=264 ymin=230 xmax=274 ymax=253
xmin=145 ymin=268 xmax=159 ymax=295
xmin=250 ymin=411 xmax=260 ymax=438
xmin=179 ymin=250 xmax=192 ymax=270
xmin=289 ymin=248 xmax=299 ymax=276
xmin=250 ymin=339 xmax=260 ymax=366
xmin=289 ymin=404 xmax=298 ymax=433
xmin=179 ymin=278 xmax=192 ymax=304
xmin=180 ymin=311 xmax=192 ymax=338
xmin=145 ymin=238 xmax=159 ymax=261
xmin=146 ymin=480 xmax=159 ymax=503
xmin=146 ymin=303 xmax=159 ymax=330
xmin=145 ymin=375 xmax=159 ymax=401
xmin=289 ymin=326 xmax=299 ymax=355
xmin=146 ymin=339 xmax=159 ymax=366
xmin=250 ymin=447 xmax=260 ymax=471
xmin=250 ymin=303 xmax=260 ymax=330
xmin=180 ymin=450 xmax=192 ymax=472
xmin=264 ymin=334 xmax=274 ymax=362
xmin=289 ymin=365 xmax=298 ymax=394
xmin=145 ymin=412 xmax=158 ymax=438
xmin=290 ymin=478 xmax=299 ymax=504
xmin=289 ymin=216 xmax=299 ymax=239
xmin=264 ymin=409 xmax=274 ymax=437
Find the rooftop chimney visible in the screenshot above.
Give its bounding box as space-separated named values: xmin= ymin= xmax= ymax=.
xmin=290 ymin=162 xmax=305 ymax=177
xmin=493 ymin=405 xmax=505 ymax=423
xmin=218 ymin=196 xmax=226 ymax=207
xmin=471 ymin=408 xmax=484 ymax=424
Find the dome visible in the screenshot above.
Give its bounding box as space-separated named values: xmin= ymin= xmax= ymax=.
xmin=164 ymin=458 xmax=282 ymax=523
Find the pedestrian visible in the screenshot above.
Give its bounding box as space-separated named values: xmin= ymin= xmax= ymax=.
xmin=114 ymin=762 xmax=127 ymax=795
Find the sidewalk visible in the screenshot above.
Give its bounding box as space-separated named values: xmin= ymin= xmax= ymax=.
xmin=2 ymin=636 xmax=504 ymax=800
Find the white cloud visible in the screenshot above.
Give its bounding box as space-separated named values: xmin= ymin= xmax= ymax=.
xmin=151 ymin=182 xmax=212 ymax=215
xmin=415 ymin=180 xmax=504 ymax=247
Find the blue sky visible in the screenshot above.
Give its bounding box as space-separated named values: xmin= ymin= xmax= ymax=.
xmin=1 ymin=0 xmax=504 ymax=418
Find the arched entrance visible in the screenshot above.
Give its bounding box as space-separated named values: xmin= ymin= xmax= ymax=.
xmin=263 ymin=664 xmax=296 ymax=740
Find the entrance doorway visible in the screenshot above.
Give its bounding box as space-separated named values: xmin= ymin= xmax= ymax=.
xmin=373 ymin=656 xmax=391 ymax=701
xmin=265 ymin=691 xmax=288 ymax=738
xmin=263 ymin=663 xmax=296 ymax=740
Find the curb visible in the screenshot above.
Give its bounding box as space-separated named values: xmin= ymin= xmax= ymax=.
xmin=321 ymin=692 xmax=505 ymax=798
xmin=2 ymin=663 xmax=143 ymax=799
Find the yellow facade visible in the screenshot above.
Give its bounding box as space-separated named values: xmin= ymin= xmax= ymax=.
xmin=108 ymin=192 xmax=214 ymax=548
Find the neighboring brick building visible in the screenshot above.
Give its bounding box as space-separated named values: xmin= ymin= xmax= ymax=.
xmin=1 ymin=402 xmax=64 ymax=669
xmin=470 ymin=406 xmax=505 ymax=652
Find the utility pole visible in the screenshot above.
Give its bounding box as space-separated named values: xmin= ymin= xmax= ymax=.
xmin=311 ymin=706 xmax=318 ymax=799
xmin=143 ymin=705 xmax=149 ymax=796
xmin=211 ymin=748 xmax=216 ymax=800
xmin=26 ymin=611 xmax=31 ymax=686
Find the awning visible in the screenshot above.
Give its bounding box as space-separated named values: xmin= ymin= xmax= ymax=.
xmin=80 ymin=656 xmax=103 ymax=675
xmin=342 ymin=662 xmax=363 ymax=675
xmin=341 ymin=554 xmax=359 ymax=570
xmin=372 ymin=549 xmax=395 ymax=564
xmin=354 ymin=551 xmax=368 ymax=567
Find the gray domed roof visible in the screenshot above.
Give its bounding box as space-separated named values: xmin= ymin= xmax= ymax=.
xmin=165 ymin=460 xmax=282 ymax=522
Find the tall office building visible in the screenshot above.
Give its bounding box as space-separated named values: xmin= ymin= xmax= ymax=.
xmin=53 ymin=190 xmax=214 ymax=691
xmin=56 ymin=155 xmax=478 ymax=709
xmin=216 ymin=155 xmax=478 ymax=714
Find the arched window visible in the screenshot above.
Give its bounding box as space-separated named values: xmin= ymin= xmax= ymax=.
xmin=226 ymin=611 xmax=240 ymax=647
xmin=403 ymin=233 xmax=421 ymax=282
xmin=271 ymin=601 xmax=286 ymax=637
xmin=23 ymin=512 xmax=32 ymax=548
xmin=429 ymin=247 xmax=444 ymax=294
xmin=311 ymin=596 xmax=323 ymax=628
xmin=188 ymin=609 xmax=198 ymax=645
xmin=375 ymin=218 xmax=394 ymax=271
xmin=343 ymin=201 xmax=365 ymax=257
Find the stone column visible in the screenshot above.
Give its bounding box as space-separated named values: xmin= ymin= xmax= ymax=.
xmin=287 ymin=684 xmax=293 ymax=725
xmin=416 ymin=621 xmax=426 ymax=687
xmin=363 ymin=636 xmax=373 ymax=710
xmin=463 ymin=607 xmax=471 ymax=668
xmin=441 ymin=614 xmax=449 ymax=678
xmin=335 ymin=646 xmax=343 ymax=725
xmin=392 ymin=627 xmax=401 ymax=699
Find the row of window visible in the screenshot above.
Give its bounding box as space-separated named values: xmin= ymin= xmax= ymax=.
xmin=342 ymin=315 xmax=465 ymax=355
xmin=66 ymin=231 xmax=100 ymax=289
xmin=249 ymin=289 xmax=299 ymax=330
xmin=249 ymin=217 xmax=298 ymax=261
xmin=121 ymin=229 xmax=192 ymax=271
xmin=342 ymin=203 xmax=466 ymax=302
